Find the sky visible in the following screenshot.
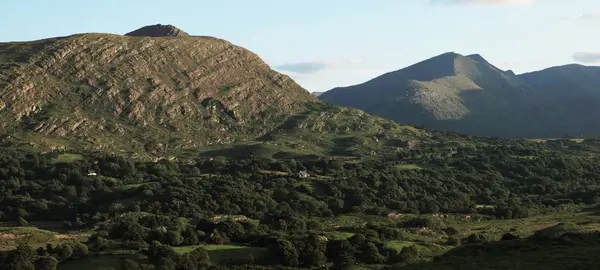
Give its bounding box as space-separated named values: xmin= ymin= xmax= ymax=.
xmin=1 ymin=0 xmax=599 ymax=92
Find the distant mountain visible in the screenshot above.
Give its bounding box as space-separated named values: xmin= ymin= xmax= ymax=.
xmin=0 ymin=24 xmax=431 ymax=157
xmin=519 ymin=64 xmax=600 ymax=134
xmin=320 ymin=52 xmax=598 ymax=138
xmin=125 ymin=24 xmax=190 ymax=37
xmin=311 ymin=92 xmax=324 ymax=97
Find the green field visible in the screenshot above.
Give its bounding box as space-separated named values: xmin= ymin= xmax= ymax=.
xmin=328 ymin=231 xmax=355 ymax=240
xmin=59 ymin=252 xmax=146 ymax=270
xmin=387 ymin=240 xmax=415 ymax=251
xmin=173 ymin=244 xmax=268 ymax=264
xmin=396 ymin=164 xmax=423 ymax=171
xmin=51 ymin=153 xmax=85 ymax=164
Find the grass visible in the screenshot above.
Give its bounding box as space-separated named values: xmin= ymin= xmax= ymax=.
xmin=328 ymin=231 xmax=355 ymax=240
xmin=397 ymin=232 xmax=600 ymax=270
xmin=387 ymin=240 xmax=416 ymax=251
xmin=173 ymin=244 xmax=268 ymax=264
xmin=59 ymin=252 xmax=146 ymax=270
xmin=0 ymin=226 xmax=88 ymax=251
xmin=122 ymin=182 xmax=156 ymax=189
xmin=51 ymin=153 xmax=84 ymax=164
xmin=396 ymin=164 xmax=423 ymax=171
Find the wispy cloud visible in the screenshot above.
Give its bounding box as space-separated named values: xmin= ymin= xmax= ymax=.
xmin=573 ymin=52 xmax=600 ymax=64
xmin=563 ymin=13 xmax=600 ymax=21
xmin=275 ymin=59 xmax=362 ymax=74
xmin=432 ymin=0 xmax=533 ymax=6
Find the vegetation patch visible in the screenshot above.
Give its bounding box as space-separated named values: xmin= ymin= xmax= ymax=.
xmin=51 ymin=153 xmax=84 ymax=164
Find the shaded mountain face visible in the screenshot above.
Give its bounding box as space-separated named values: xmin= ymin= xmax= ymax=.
xmin=0 ymin=25 xmax=426 ymax=156
xmin=519 ymin=65 xmax=600 ymax=133
xmin=320 ymin=52 xmax=596 ymax=138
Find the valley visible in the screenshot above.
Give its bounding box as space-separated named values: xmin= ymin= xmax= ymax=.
xmin=1 ymin=24 xmax=600 ymax=270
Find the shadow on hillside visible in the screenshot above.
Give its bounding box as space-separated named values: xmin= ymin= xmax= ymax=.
xmin=581 ymin=205 xmax=600 ymax=216
xmin=395 ymin=232 xmax=600 ymax=270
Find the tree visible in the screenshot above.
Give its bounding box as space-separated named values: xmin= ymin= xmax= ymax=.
xmin=88 ymin=235 xmax=111 ymax=251
xmin=147 ymin=241 xmax=177 ymax=266
xmin=360 ymin=242 xmax=384 ymax=264
xmin=122 ymin=259 xmax=141 ymax=270
xmin=72 ymin=243 xmax=89 ymax=258
xmin=328 ymin=240 xmax=355 ymax=270
xmin=17 ymin=216 xmax=29 ymax=227
xmin=182 ymin=227 xmax=199 ymax=245
xmin=6 ymin=243 xmax=36 ymax=270
xmin=270 ymin=238 xmax=299 ymax=267
xmin=207 ymin=231 xmax=229 ymax=245
xmin=297 ymin=235 xmax=327 ymax=267
xmin=177 ymin=247 xmax=211 ymax=270
xmin=397 ymin=246 xmax=419 ymax=264
xmin=501 ymin=232 xmax=520 ymax=241
xmin=164 ymin=231 xmax=184 ymax=246
xmin=35 ymin=256 xmax=58 ymax=270
xmin=36 ymin=247 xmax=48 ymax=256
xmin=216 ymin=220 xmax=245 ymax=241
xmin=56 ymin=244 xmax=73 ymax=261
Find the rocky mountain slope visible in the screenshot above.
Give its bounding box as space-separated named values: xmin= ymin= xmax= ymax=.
xmin=0 ymin=25 xmax=429 ymax=157
xmin=319 ymin=52 xmax=598 ymax=138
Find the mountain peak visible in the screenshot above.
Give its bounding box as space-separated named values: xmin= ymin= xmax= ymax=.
xmin=125 ymin=24 xmax=189 ymax=37
xmin=466 ymin=54 xmax=488 ymax=63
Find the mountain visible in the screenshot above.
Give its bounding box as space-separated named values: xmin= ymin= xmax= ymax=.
xmin=320 ymin=52 xmax=579 ymax=138
xmin=0 ymin=25 xmax=429 ymax=157
xmin=125 ymin=24 xmax=190 ymax=37
xmin=519 ymin=64 xmax=600 ymax=134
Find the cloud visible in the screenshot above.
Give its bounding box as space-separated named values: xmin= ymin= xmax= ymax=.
xmin=275 ymin=59 xmax=362 ymax=74
xmin=563 ymin=13 xmax=600 ymax=21
xmin=573 ymin=52 xmax=600 ymax=64
xmin=432 ymin=0 xmax=533 ymax=6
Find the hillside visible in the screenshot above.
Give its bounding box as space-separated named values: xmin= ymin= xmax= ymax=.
xmin=319 ymin=53 xmax=597 ymax=138
xmin=519 ymin=64 xmax=600 ymax=135
xmin=0 ymin=25 xmax=426 ymax=158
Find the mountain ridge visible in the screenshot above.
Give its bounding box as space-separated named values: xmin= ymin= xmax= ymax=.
xmin=320 ymin=52 xmax=595 ymax=138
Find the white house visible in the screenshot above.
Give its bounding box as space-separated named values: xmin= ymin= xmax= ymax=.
xmin=298 ymin=170 xmax=310 ymax=178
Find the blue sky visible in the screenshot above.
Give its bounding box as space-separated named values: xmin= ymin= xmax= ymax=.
xmin=1 ymin=0 xmax=599 ymax=92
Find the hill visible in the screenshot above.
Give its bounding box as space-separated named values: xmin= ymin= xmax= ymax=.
xmin=319 ymin=52 xmax=598 ymax=138
xmin=0 ymin=25 xmax=427 ymax=158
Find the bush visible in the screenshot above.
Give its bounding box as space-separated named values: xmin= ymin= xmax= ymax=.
xmin=446 ymin=237 xmax=460 ymax=246
xmin=443 ymin=227 xmax=459 ymax=235
xmin=397 ymin=245 xmax=419 ymax=264
xmin=501 ymin=232 xmax=520 ymax=241
xmin=462 ymin=233 xmax=486 ymax=244
xmin=72 ymin=243 xmax=89 ymax=258
xmin=400 ymin=217 xmax=436 ymax=229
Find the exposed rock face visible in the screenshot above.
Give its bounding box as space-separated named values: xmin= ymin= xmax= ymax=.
xmin=125 ymin=24 xmax=190 ymax=37
xmin=0 ymin=25 xmax=318 ymax=152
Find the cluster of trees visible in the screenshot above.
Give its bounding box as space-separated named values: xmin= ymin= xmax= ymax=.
xmin=0 ymin=242 xmax=88 ymax=270
xmin=1 ymin=140 xmax=600 ymax=225
xmin=1 ymin=137 xmax=600 ymax=268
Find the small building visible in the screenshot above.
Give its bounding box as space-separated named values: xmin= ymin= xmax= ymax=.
xmin=87 ymin=171 xmax=97 ymax=176
xmin=298 ymin=170 xmax=310 ymax=178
